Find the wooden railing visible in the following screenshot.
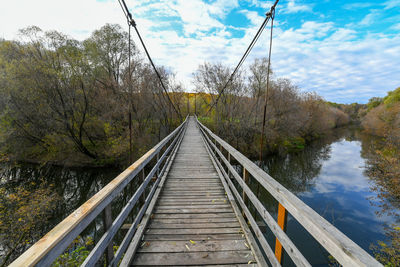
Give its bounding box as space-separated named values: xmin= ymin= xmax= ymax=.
xmin=10 ymin=117 xmax=188 ymax=267
xmin=196 ymin=117 xmax=382 ymax=267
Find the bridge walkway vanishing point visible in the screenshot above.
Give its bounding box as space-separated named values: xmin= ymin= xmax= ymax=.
xmin=128 ymin=117 xmax=259 ymax=266
xmin=11 ymin=116 xmax=382 ymax=267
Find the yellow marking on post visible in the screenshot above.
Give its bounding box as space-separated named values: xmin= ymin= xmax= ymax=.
xmin=274 ymin=202 xmax=288 ymax=264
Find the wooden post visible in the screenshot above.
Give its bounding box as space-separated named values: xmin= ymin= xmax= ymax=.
xmin=141 ymin=168 xmax=146 ymax=203
xmin=156 ymin=153 xmax=160 ymax=177
xmin=129 ymin=112 xmax=133 ymax=164
xmin=227 ymin=153 xmax=231 ymax=177
xmin=274 ymin=203 xmax=288 ymax=264
xmin=194 ymin=93 xmax=197 ymax=116
xmin=242 ymin=168 xmax=249 ymax=217
xmin=103 ymin=204 xmax=114 ymax=265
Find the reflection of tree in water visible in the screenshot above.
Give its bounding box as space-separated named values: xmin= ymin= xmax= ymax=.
xmin=0 ymin=163 xmax=123 ymax=247
xmin=358 ymin=131 xmax=400 ymax=265
xmin=358 ymin=132 xmax=400 ymax=220
xmin=242 ymin=127 xmax=356 ymax=218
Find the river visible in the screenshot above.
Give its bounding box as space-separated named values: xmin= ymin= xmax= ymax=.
xmin=0 ymin=127 xmax=397 ymax=266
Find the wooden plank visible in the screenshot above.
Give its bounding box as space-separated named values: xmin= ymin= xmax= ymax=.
xmin=152 ymin=213 xmax=236 ymax=219
xmin=148 ymin=222 xmax=240 ymax=229
xmin=161 ymin=191 xmax=225 ymax=195
xmin=160 ymin=196 xmax=226 ymax=200
xmin=138 ymin=240 xmax=249 ymax=253
xmin=126 ymin=118 xmax=257 ymax=267
xmin=9 ymin=118 xmax=188 ymax=267
xmin=143 ymin=234 xmax=245 ymax=241
xmin=199 ymin=128 xmax=269 ymax=267
xmin=162 ymin=189 xmax=224 ymax=193
xmin=166 ymin=178 xmax=219 ymax=181
xmin=157 ymin=200 xmax=228 ymax=204
xmin=132 ymin=251 xmax=255 ymax=266
xmin=150 ymin=218 xmax=238 ymax=224
xmin=170 ymin=167 xmax=216 ymax=170
xmin=118 ymin=121 xmax=188 ymax=267
xmin=156 ymin=205 xmax=230 ymax=210
xmin=163 ymin=186 xmax=222 ymax=190
xmin=198 ymin=118 xmax=383 ymax=267
xmin=167 ymin=176 xmax=220 ymax=179
xmin=158 ymin=196 xmax=227 ymax=200
xmin=200 ymin=124 xmax=307 ymax=267
xmin=83 ymin=128 xmax=183 ymax=266
xmin=164 ymin=183 xmax=221 ymax=187
xmin=146 ymin=228 xmax=242 ymax=235
xmin=153 ymin=208 xmax=233 ymax=214
xmin=166 ymin=179 xmax=220 ymax=182
xmin=157 ymin=203 xmax=229 ymax=207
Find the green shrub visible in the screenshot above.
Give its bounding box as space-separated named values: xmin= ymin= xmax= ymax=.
xmin=383 ymin=87 xmax=400 ymax=107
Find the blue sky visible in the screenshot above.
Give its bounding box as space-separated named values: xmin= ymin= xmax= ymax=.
xmin=1 ymin=0 xmax=400 ymax=103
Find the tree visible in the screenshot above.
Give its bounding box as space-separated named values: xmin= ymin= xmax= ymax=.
xmin=0 ymin=183 xmax=60 ymax=266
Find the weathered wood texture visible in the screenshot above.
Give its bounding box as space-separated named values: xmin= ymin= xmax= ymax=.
xmin=9 ymin=118 xmax=187 ymax=267
xmin=130 ymin=118 xmax=258 ymax=266
xmin=197 ymin=118 xmax=382 ymax=267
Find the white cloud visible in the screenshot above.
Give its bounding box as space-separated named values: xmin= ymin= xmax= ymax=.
xmin=383 ymin=0 xmax=400 ymax=9
xmin=0 ymin=0 xmax=126 ymax=41
xmin=392 ymin=23 xmax=400 ymax=30
xmin=343 ymin=2 xmax=375 ymax=10
xmin=247 ymin=0 xmax=275 ymax=10
xmin=359 ymin=9 xmax=380 ymax=26
xmin=1 ymin=0 xmax=399 ymax=103
xmin=282 ymin=0 xmax=313 ymax=14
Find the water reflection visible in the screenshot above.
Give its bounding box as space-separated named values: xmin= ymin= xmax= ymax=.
xmin=1 ymin=127 xmax=397 ymax=266
xmin=0 ymin=163 xmax=122 ymax=246
xmin=254 ymin=127 xmax=396 ymax=266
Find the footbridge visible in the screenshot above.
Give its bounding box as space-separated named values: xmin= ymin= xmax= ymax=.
xmin=11 ymin=116 xmax=381 ymax=266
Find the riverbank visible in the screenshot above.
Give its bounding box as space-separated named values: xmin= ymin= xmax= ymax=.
xmin=1 ymin=126 xmax=396 ymax=266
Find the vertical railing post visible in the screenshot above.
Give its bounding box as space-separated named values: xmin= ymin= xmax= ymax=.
xmin=227 ymin=153 xmax=231 ymax=177
xmin=141 ymin=168 xmax=146 ymax=203
xmin=242 ymin=168 xmax=249 ymax=217
xmin=274 ymin=203 xmax=288 ymax=264
xmin=103 ymin=204 xmax=114 ymax=265
xmin=156 ymin=152 xmax=160 ymax=178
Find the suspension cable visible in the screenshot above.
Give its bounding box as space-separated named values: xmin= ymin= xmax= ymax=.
xmin=259 ymin=6 xmax=276 ymax=162
xmin=118 ymin=0 xmax=182 ymax=120
xmin=206 ymin=0 xmax=279 ymax=115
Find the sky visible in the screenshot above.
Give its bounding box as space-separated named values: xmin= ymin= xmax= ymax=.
xmin=0 ymin=0 xmax=399 ymax=103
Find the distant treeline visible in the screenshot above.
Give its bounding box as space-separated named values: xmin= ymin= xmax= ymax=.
xmin=0 ymin=24 xmax=353 ymax=166
xmin=0 ymin=24 xmax=187 ymax=166
xmin=191 ymin=60 xmax=350 ymax=157
xmin=359 ymin=87 xmax=400 ymax=265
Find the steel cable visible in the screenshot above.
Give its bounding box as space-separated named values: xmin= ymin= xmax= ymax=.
xmin=206 ymin=0 xmax=279 ymax=115
xmin=118 ymin=0 xmax=182 ymax=120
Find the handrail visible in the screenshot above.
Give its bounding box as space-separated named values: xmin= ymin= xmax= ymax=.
xmin=196 ymin=117 xmax=382 ymax=267
xmin=10 ymin=117 xmax=188 ymax=267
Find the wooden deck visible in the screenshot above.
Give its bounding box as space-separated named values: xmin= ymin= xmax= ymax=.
xmin=11 ymin=116 xmax=381 ymax=267
xmin=130 ymin=118 xmax=258 ymax=266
